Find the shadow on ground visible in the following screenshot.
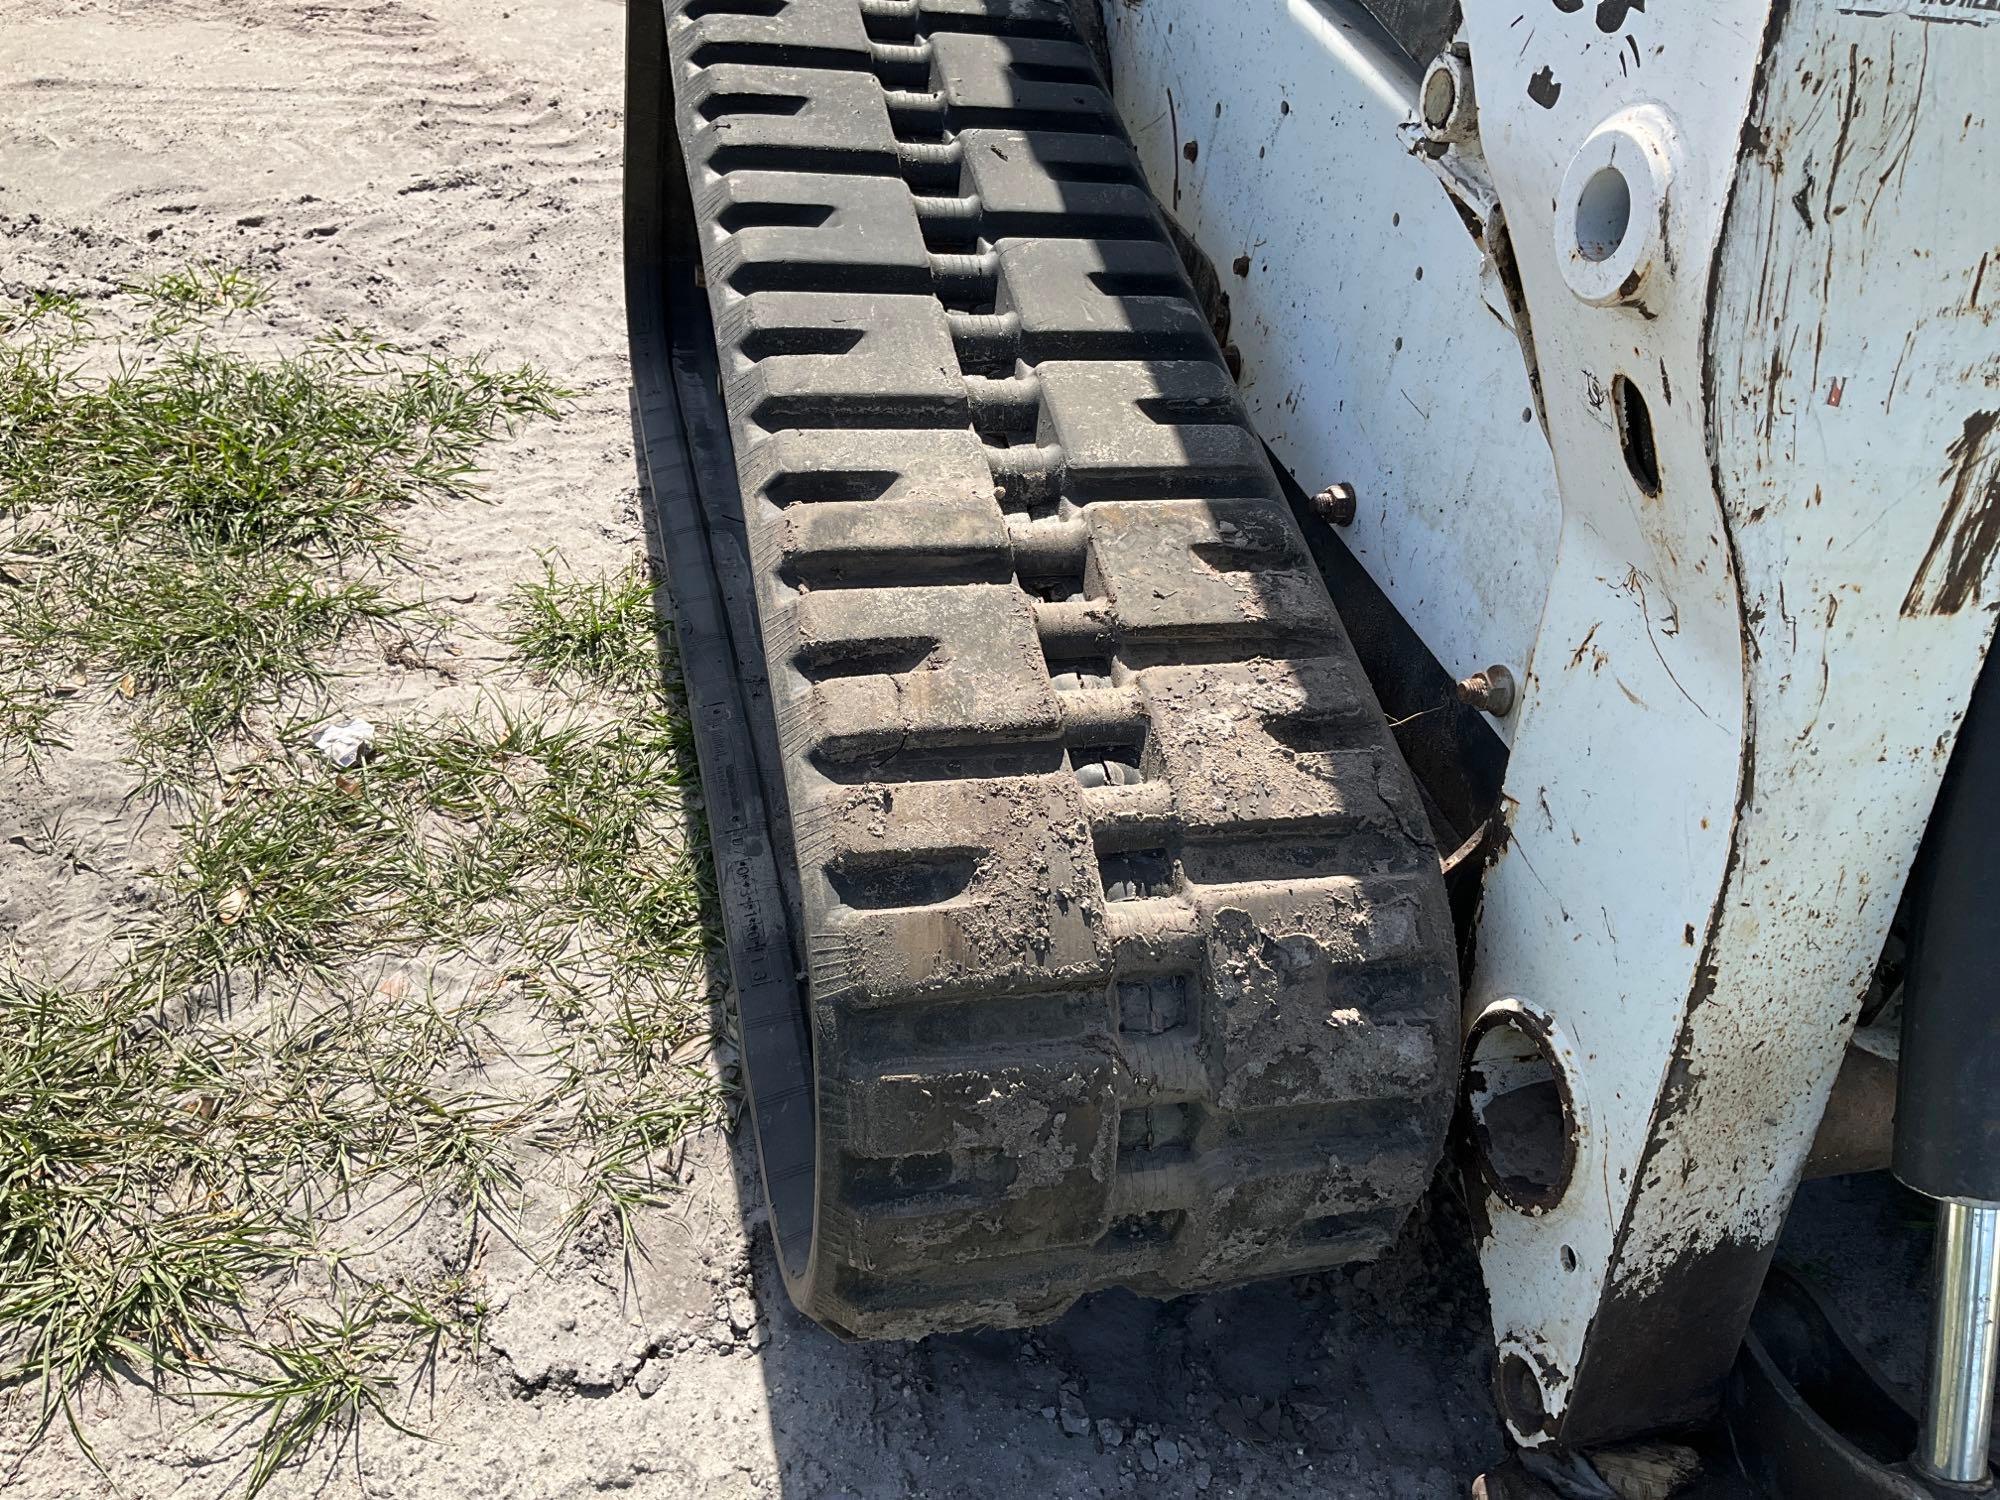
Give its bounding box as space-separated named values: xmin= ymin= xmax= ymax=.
xmin=726 ymin=1125 xmax=1504 ymax=1499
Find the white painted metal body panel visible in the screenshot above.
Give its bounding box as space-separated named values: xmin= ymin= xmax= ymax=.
xmin=1585 ymin=0 xmax=2000 ymax=1424
xmin=1104 ymin=0 xmax=1560 ymax=717
xmin=1460 ymin=0 xmax=2000 ymax=1442
xmin=1104 ymin=0 xmax=2000 ymax=1444
xmin=1449 ymin=0 xmax=1766 ymax=1439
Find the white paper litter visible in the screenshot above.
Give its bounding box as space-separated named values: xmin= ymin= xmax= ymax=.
xmin=312 ymin=717 xmax=376 ymax=768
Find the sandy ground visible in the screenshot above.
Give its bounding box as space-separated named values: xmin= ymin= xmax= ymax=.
xmin=0 ymin=2 xmax=1509 ymax=1496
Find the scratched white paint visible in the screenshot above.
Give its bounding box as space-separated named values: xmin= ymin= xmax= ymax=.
xmin=1616 ymin=0 xmax=2000 ymax=1352
xmin=1458 ymin=0 xmax=1763 ymax=1439
xmin=1102 ymin=0 xmax=1561 ymax=713
xmin=1463 ymin=0 xmax=2000 ymax=1443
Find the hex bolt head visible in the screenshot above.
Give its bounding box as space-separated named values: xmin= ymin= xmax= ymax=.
xmin=1312 ymin=482 xmax=1358 ymax=527
xmin=1456 ymin=664 xmax=1518 ymax=718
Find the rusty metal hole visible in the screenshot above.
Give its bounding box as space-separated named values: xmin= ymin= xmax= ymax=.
xmin=1575 ymin=164 xmax=1632 ymax=262
xmin=1466 ymin=1008 xmax=1576 ymax=1214
xmin=1614 ymin=374 xmax=1662 ymax=497
xmin=1498 ymin=1351 xmax=1551 ymax=1438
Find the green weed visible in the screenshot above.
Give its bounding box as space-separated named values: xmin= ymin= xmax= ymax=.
xmin=0 ymin=967 xmax=517 ymax=1469
xmin=141 ymin=760 xmax=414 ymax=993
xmin=0 ymin=284 xmax=565 ymax=771
xmin=0 ymin=674 xmax=64 ymax=765
xmin=213 ymin=1303 xmax=424 ymax=1497
xmin=0 ymin=272 xmax=715 ymax=1493
xmin=0 ymin=970 xmax=298 ymax=1443
xmin=123 ymin=261 xmax=269 ymax=339
xmin=6 ymin=336 xmax=560 ymax=555
xmin=139 ymin=703 xmax=707 ymax=991
xmin=0 ymin=293 xmax=94 ymax=364
xmin=502 ymin=558 xmax=662 ymax=694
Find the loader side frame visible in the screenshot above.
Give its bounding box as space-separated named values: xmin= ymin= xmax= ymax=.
xmin=1106 ymin=0 xmax=2000 ymax=1447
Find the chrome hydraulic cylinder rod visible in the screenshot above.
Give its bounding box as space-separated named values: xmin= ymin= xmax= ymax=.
xmin=1917 ymin=1200 xmax=2000 ymax=1488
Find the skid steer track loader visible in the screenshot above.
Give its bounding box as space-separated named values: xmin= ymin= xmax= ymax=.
xmin=624 ymin=0 xmax=2000 ymax=1492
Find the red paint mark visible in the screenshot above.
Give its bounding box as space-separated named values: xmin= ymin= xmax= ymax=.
xmin=1826 ymin=377 xmax=1845 ymax=408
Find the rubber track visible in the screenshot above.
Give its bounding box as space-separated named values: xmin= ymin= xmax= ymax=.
xmin=645 ymin=0 xmax=1459 ymax=1338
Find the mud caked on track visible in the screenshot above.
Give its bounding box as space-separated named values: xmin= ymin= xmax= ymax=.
xmin=636 ymin=0 xmax=1463 ymax=1338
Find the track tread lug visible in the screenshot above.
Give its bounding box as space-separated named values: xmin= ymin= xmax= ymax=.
xmin=655 ymin=0 xmax=1458 ymax=1340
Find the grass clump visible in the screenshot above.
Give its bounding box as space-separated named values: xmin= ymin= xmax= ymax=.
xmin=502 ymin=558 xmax=661 ymax=694
xmin=0 ymin=691 xmax=718 ymax=1463
xmin=0 ymin=284 xmax=565 ymax=772
xmin=0 ymin=264 xmax=711 ymax=1492
xmin=143 ymin=698 xmax=721 ymax=1248
xmin=23 ymin=546 xmax=405 ymax=771
xmin=0 ymin=291 xmax=93 ymax=348
xmin=0 ymin=970 xmax=298 ymax=1443
xmin=0 ymin=674 xmax=64 ymax=765
xmin=131 ymin=682 xmax=720 ymax=1213
xmin=7 ymin=334 xmax=561 ymax=555
xmin=0 ymin=972 xmax=457 ymax=1498
xmin=225 ymin=987 xmax=497 ymax=1205
xmin=0 ymin=967 xmax=523 ymax=1471
xmin=124 ymin=261 xmax=269 ymax=340
xmin=217 ymin=1306 xmax=419 ymax=1498
xmin=392 ymin=707 xmax=705 ymax=975
xmin=142 ymin=760 xmax=416 ymax=991
xmin=142 ymin=702 xmax=707 ymax=1002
